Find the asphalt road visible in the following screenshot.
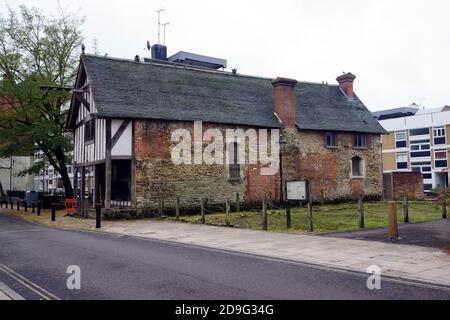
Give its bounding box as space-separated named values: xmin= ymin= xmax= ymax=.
xmin=0 ymin=213 xmax=449 ymax=300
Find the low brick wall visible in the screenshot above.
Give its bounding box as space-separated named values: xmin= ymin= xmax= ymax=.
xmin=384 ymin=172 xmax=424 ymax=201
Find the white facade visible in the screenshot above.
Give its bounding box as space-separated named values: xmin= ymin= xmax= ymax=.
xmin=379 ymin=106 xmax=450 ymax=191
xmin=0 ymin=156 xmax=34 ymax=194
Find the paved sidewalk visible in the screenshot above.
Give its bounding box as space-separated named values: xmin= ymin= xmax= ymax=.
xmin=103 ymin=221 xmax=450 ymax=287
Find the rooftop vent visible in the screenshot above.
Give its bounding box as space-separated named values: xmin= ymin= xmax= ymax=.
xmin=168 ymin=51 xmax=227 ymax=70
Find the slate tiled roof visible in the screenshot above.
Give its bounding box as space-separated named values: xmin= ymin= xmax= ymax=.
xmin=75 ymin=54 xmax=385 ymax=134
xmin=294 ymin=84 xmax=386 ymax=133
xmin=81 ymin=54 xmax=282 ymax=128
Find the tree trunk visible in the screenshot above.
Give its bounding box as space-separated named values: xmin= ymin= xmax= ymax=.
xmin=0 ymin=180 xmax=6 ymax=200
xmin=54 ymin=147 xmax=74 ymax=198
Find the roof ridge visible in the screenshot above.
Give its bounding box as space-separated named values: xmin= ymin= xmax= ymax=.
xmin=81 ymin=53 xmax=338 ymax=87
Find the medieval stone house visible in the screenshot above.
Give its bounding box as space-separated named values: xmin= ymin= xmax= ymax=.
xmin=67 ymin=52 xmax=385 ymax=212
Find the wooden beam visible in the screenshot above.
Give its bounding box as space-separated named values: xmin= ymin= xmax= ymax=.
xmin=105 ymin=119 xmax=112 ymax=210
xmin=74 ymin=92 xmax=90 ymax=111
xmin=131 ymin=121 xmax=136 ymax=208
xmin=111 ymin=120 xmax=131 ymax=150
xmin=80 ymin=166 xmax=86 ymax=218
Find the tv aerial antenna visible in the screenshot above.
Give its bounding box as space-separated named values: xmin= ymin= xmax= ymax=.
xmin=155 ymin=8 xmax=165 ymax=44
xmin=161 ymin=22 xmax=170 ymax=45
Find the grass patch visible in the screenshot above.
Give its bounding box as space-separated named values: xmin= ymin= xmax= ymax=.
xmin=167 ymin=201 xmax=444 ymax=234
xmin=0 ymin=207 xmax=98 ymax=230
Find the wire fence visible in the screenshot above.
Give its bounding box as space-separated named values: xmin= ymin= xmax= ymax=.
xmin=182 ymin=198 xmax=446 ymax=233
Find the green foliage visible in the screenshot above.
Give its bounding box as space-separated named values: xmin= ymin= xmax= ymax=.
xmin=0 ymin=5 xmax=85 ymax=196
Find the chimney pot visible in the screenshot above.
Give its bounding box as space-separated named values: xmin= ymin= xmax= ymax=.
xmin=272 ymin=77 xmax=298 ymax=128
xmin=336 ymin=72 xmax=356 ymax=99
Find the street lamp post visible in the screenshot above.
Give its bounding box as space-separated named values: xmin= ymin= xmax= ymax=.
xmin=279 ymin=137 xmax=288 ymax=208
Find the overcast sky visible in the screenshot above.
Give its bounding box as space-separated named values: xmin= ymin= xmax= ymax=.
xmin=1 ymin=0 xmax=449 ymax=111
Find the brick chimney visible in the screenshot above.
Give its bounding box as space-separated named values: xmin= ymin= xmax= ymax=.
xmin=336 ymin=73 xmax=356 ymax=100
xmin=272 ymin=77 xmax=298 ymax=129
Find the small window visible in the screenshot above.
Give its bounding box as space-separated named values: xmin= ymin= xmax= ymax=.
xmin=395 ymin=131 xmax=407 ymax=148
xmin=326 ymin=132 xmax=337 ymax=148
xmin=410 ymin=128 xmax=430 ymax=136
xmin=396 ymin=152 xmax=408 ymax=170
xmin=354 ymin=134 xmax=367 ymax=149
xmin=435 ymin=150 xmax=448 ymax=168
xmin=433 ymin=127 xmax=446 ymax=145
xmin=84 ymin=120 xmax=96 ymax=144
xmin=229 ymin=143 xmax=241 ymax=181
xmin=351 ymin=156 xmax=363 ymax=177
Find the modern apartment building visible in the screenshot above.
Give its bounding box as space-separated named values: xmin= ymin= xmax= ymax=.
xmin=374 ymin=105 xmax=450 ymax=191
xmin=33 ymin=151 xmax=74 ymax=195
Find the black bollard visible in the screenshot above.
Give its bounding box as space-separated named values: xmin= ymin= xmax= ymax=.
xmin=51 ymin=204 xmax=56 ymax=222
xmin=32 ymin=203 xmax=35 ymax=213
xmin=24 ymin=202 xmax=27 ymax=212
xmin=37 ymin=201 xmax=41 ymax=216
xmin=95 ymin=204 xmax=102 ymax=229
xmin=17 ymin=201 xmax=20 ymax=211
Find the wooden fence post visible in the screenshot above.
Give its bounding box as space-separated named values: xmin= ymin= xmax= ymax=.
xmin=388 ymin=201 xmax=398 ymax=240
xmin=225 ymin=198 xmax=230 ymax=227
xmin=176 ymin=197 xmax=180 ymax=221
xmin=358 ymin=198 xmax=365 ymax=229
xmin=268 ymin=192 xmax=273 ymax=210
xmin=236 ymin=193 xmax=240 ymax=213
xmin=262 ymin=198 xmax=268 ymax=231
xmin=403 ymin=194 xmax=410 ymax=223
xmin=286 ymin=200 xmax=292 ymax=229
xmin=201 ymin=199 xmax=206 ymax=225
xmin=442 ymin=196 xmax=448 ymax=219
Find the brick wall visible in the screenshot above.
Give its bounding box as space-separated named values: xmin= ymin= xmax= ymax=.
xmin=282 ymin=129 xmax=383 ymax=202
xmin=133 ymin=120 xmax=384 ymax=208
xmin=134 ymin=120 xmax=279 ymax=209
xmin=391 ymin=172 xmax=424 ymax=201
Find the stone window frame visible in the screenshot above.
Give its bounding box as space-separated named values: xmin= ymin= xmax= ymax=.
xmin=350 ymin=156 xmax=366 ymax=179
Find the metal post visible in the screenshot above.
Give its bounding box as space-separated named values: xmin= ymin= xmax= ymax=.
xmin=10 ymin=201 xmax=13 ymax=210
xmin=51 ymin=203 xmax=56 ymax=222
xmin=358 ymin=198 xmax=365 ymax=229
xmin=403 ymin=194 xmax=410 ymax=223
xmin=262 ymin=198 xmax=268 ymax=231
xmin=96 ymin=204 xmax=102 ymax=229
xmin=176 ymin=197 xmax=180 ymax=221
xmin=286 ymin=200 xmax=292 ymax=229
xmin=201 ymin=199 xmax=206 ymax=225
xmin=37 ymin=201 xmax=41 ymax=216
xmin=32 ymin=203 xmax=35 ymax=213
xmin=307 ymin=201 xmax=314 ymax=233
xmin=16 ymin=201 xmax=19 ymax=211
xmin=24 ymin=201 xmax=27 ymax=212
xmin=388 ymin=201 xmax=398 ymax=240
xmin=442 ymin=196 xmax=448 ymax=219
xmin=236 ymin=193 xmax=240 ymax=213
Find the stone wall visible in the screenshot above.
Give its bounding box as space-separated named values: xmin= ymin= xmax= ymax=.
xmin=282 ymin=129 xmax=383 ymax=202
xmin=133 ymin=120 xmax=384 ymax=209
xmin=134 ymin=120 xmax=279 ymax=209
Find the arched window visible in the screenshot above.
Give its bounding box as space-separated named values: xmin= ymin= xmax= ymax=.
xmin=352 ymin=156 xmax=363 ymax=178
